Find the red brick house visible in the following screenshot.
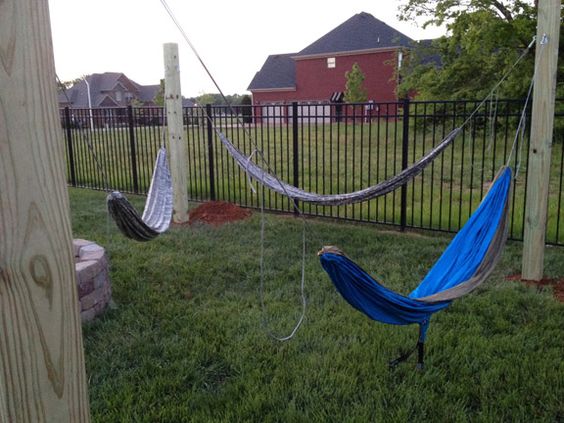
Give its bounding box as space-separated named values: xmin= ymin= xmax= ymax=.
xmin=247 ymin=12 xmax=414 ymax=120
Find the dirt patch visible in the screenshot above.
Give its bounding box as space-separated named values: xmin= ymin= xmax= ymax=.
xmin=506 ymin=274 xmax=564 ymax=303
xmin=188 ymin=201 xmax=252 ymax=226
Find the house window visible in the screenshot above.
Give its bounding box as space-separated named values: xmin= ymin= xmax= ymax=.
xmin=327 ymin=57 xmax=336 ymax=68
xmin=115 ymin=91 xmax=122 ymax=102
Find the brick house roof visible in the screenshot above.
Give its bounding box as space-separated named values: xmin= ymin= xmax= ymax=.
xmin=247 ymin=53 xmax=297 ymax=91
xmin=295 ymin=12 xmax=413 ymax=58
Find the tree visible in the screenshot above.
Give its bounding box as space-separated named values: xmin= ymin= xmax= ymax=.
xmin=344 ymin=63 xmax=368 ymax=103
xmin=240 ymin=94 xmax=253 ymax=123
xmin=193 ymin=93 xmax=245 ymax=106
xmin=195 ymin=93 xmax=219 ymax=105
xmin=57 ymin=77 xmax=82 ymax=93
xmin=397 ymin=0 xmax=563 ymax=100
xmin=153 ymin=79 xmax=165 ymax=106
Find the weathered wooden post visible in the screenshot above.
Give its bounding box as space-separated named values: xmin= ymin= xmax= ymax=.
xmin=163 ymin=43 xmax=190 ymax=223
xmin=0 ymin=0 xmax=91 ymax=421
xmin=522 ymin=0 xmax=561 ymax=280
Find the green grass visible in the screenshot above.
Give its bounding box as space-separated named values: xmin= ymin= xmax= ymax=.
xmin=70 ymin=188 xmax=564 ymax=422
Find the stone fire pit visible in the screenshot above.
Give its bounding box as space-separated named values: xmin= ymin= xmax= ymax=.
xmin=74 ymin=239 xmax=112 ymax=322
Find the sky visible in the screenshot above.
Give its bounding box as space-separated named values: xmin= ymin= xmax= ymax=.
xmin=48 ymin=0 xmax=446 ymax=97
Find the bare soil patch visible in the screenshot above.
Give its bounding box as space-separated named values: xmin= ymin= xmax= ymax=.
xmin=506 ymin=274 xmax=564 ymax=303
xmin=188 ymin=201 xmax=252 ymax=226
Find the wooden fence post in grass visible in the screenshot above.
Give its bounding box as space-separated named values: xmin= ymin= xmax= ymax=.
xmin=0 ymin=0 xmax=91 ymax=420
xmin=522 ymin=0 xmax=561 ymax=281
xmin=164 ymin=43 xmax=190 ymax=223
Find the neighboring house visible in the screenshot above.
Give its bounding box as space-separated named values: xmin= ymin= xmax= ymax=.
xmin=248 ymin=12 xmax=415 ymax=120
xmin=182 ymin=98 xmax=196 ymax=107
xmin=58 ymin=72 xmax=160 ymax=108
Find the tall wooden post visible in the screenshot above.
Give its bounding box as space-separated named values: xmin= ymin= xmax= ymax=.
xmin=0 ymin=0 xmax=90 ymax=421
xmin=163 ymin=43 xmax=190 ymax=223
xmin=522 ymin=0 xmax=561 ymax=281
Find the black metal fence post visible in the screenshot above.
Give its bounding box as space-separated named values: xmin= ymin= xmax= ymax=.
xmin=206 ymin=104 xmax=216 ymax=201
xmin=127 ymin=105 xmax=139 ymax=193
xmin=400 ymin=98 xmax=410 ymax=231
xmin=64 ymin=107 xmax=77 ymax=186
xmin=292 ymin=102 xmax=299 ymax=215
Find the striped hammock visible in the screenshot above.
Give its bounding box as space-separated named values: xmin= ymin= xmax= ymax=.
xmin=217 ymin=127 xmax=461 ymax=206
xmin=107 ymin=147 xmax=173 ymax=241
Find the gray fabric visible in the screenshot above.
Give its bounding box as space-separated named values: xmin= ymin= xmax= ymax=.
xmin=141 ymin=147 xmax=173 ymax=232
xmin=218 ymin=128 xmax=461 ymax=206
xmin=107 ymin=148 xmax=173 ymax=241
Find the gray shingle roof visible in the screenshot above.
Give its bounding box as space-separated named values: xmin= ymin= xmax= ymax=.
xmin=59 ymin=72 xmax=159 ymax=107
xmin=94 ymin=72 xmax=123 ymax=91
xmin=296 ymin=12 xmax=413 ymax=57
xmin=137 ymin=84 xmax=160 ymax=102
xmin=247 ymin=53 xmax=296 ymax=91
xmin=182 ymin=98 xmax=196 ymax=107
xmin=414 ymin=39 xmax=443 ymax=67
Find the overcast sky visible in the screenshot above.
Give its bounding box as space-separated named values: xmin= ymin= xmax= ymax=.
xmin=48 ymin=0 xmax=446 ymax=97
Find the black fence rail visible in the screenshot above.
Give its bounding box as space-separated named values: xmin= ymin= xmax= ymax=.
xmin=61 ymin=99 xmax=564 ymax=246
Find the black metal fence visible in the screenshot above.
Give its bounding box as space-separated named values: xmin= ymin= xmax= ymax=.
xmin=60 ymin=99 xmax=564 ymax=246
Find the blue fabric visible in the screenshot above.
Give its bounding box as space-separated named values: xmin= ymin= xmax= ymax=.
xmin=320 ymin=253 xmax=451 ymax=328
xmin=319 ymin=167 xmax=512 ymax=332
xmin=409 ymin=167 xmax=511 ymax=298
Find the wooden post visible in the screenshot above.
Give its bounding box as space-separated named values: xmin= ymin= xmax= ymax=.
xmin=522 ymin=0 xmax=561 ymax=281
xmin=163 ymin=43 xmax=190 ymax=223
xmin=0 ymin=0 xmax=91 ymax=421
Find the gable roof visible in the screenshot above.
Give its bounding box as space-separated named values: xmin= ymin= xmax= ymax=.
xmin=58 ymin=72 xmax=160 ymax=107
xmin=247 ymin=53 xmax=296 ymax=91
xmin=182 ymin=98 xmax=196 ymax=107
xmin=136 ymin=84 xmax=160 ymax=102
xmin=295 ymin=12 xmax=413 ymax=58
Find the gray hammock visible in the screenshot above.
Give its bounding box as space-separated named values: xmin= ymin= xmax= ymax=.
xmin=217 ymin=128 xmax=461 ymax=206
xmin=107 ymin=147 xmax=173 ymax=241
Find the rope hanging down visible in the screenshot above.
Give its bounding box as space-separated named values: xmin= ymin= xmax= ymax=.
xmin=159 ymin=0 xmax=308 ymax=341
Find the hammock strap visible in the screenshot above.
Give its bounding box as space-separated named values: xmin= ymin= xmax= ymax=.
xmin=389 ymin=323 xmax=427 ymax=370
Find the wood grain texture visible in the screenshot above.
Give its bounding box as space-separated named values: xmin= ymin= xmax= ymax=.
xmin=164 ymin=43 xmax=190 ymax=223
xmin=0 ymin=0 xmax=91 ymax=421
xmin=522 ymin=0 xmax=561 ymax=280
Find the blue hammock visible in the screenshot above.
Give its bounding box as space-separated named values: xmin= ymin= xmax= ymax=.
xmin=319 ymin=167 xmax=512 ymax=368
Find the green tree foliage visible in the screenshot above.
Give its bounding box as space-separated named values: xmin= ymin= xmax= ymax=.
xmin=153 ymin=79 xmax=165 ymax=106
xmin=344 ymin=63 xmax=368 ymax=103
xmin=57 ymin=77 xmax=84 ymax=96
xmin=194 ymin=93 xmax=245 ymax=106
xmin=397 ymin=0 xmax=563 ymax=100
xmin=240 ymin=94 xmax=253 ymax=123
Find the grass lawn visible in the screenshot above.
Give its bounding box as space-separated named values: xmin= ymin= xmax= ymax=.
xmin=70 ymin=188 xmax=564 ymax=422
